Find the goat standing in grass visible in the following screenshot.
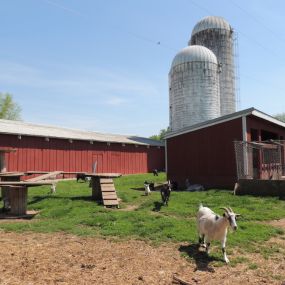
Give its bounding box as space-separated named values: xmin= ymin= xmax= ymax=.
xmin=144 ymin=181 xmax=153 ymax=196
xmin=160 ymin=181 xmax=172 ymax=206
xmin=197 ymin=204 xmax=240 ymax=263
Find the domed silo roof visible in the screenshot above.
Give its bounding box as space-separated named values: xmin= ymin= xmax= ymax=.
xmin=169 ymin=45 xmax=220 ymax=131
xmin=171 ymin=45 xmax=217 ymax=69
xmin=191 ymin=16 xmax=232 ymax=36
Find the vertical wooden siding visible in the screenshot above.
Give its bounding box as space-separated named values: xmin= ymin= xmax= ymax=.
xmin=167 ymin=118 xmax=243 ymax=188
xmin=0 ymin=134 xmax=165 ymax=174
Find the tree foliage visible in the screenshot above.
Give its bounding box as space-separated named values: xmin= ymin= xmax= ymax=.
xmin=274 ymin=113 xmax=285 ymax=123
xmin=149 ymin=128 xmax=169 ymax=141
xmin=0 ymin=93 xmax=21 ymax=120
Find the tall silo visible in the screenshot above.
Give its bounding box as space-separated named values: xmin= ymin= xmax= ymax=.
xmin=169 ymin=45 xmax=220 ymax=132
xmin=190 ymin=16 xmax=236 ymax=116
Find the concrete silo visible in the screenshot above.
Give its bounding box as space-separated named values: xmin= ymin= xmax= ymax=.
xmin=190 ymin=16 xmax=236 ymax=116
xmin=169 ymin=45 xmax=220 ymax=132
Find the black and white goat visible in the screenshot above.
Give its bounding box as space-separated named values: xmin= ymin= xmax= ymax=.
xmin=76 ymin=173 xmax=87 ymax=182
xmin=160 ymin=180 xmax=172 ymax=206
xmin=144 ymin=181 xmax=154 ymax=196
xmin=197 ymin=204 xmax=240 ymax=263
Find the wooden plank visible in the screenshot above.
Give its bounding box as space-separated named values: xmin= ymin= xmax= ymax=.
xmin=25 ymin=171 xmax=50 ymax=175
xmin=100 ymin=178 xmax=114 ymax=184
xmin=0 ymin=181 xmax=56 ymax=186
xmin=101 ymin=184 xmax=115 ymax=189
xmin=101 ymin=187 xmax=116 ymax=192
xmin=102 ymin=193 xmax=118 ymax=199
xmin=86 ymin=173 xmax=121 ymax=178
xmin=0 ymin=172 xmax=25 ymax=177
xmin=25 ymin=171 xmax=62 ymax=182
xmin=103 ymin=199 xmax=119 ymax=206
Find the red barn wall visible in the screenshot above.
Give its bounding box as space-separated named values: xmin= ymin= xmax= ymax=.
xmin=0 ymin=134 xmax=165 ymax=174
xmin=167 ymin=118 xmax=243 ymax=189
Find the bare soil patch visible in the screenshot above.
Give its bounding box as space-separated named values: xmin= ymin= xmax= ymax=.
xmin=0 ymin=231 xmax=284 ymax=285
xmin=266 ymin=218 xmax=285 ymax=229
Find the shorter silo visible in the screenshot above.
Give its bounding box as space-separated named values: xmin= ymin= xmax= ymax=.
xmin=169 ymin=45 xmax=220 ymax=132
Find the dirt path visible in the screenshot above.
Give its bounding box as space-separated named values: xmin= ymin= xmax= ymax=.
xmin=0 ymin=230 xmax=284 ymax=285
xmin=266 ymin=218 xmax=285 ymax=229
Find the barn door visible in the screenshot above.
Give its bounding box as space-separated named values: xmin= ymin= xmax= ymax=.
xmin=92 ymin=153 xmax=103 ymax=173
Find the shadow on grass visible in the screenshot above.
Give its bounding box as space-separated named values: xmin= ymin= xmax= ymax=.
xmin=152 ymin=201 xmax=164 ymax=212
xmin=179 ymin=243 xmax=223 ymax=272
xmin=130 ymin=187 xmax=144 ymax=191
xmin=28 ymin=195 xmax=97 ymax=205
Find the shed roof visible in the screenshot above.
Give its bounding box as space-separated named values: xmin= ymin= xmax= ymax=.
xmin=164 ymin=108 xmax=285 ymax=139
xmin=0 ymin=119 xmax=164 ymax=147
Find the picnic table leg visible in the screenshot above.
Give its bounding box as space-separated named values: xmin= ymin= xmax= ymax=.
xmin=1 ymin=176 xmax=20 ymax=211
xmin=9 ymin=186 xmax=28 ymax=216
xmin=91 ymin=177 xmax=102 ymax=200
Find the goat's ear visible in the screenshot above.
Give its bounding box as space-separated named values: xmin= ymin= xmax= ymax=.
xmin=235 ymin=214 xmax=241 ymax=218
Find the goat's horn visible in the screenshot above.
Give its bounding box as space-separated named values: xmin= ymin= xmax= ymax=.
xmin=228 ymin=207 xmax=233 ymax=213
xmin=220 ymin=207 xmax=230 ymax=213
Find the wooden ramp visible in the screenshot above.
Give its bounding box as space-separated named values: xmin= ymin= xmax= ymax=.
xmin=100 ymin=178 xmax=119 ymax=207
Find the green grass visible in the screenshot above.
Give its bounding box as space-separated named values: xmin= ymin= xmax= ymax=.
xmin=0 ymin=173 xmax=284 ymax=259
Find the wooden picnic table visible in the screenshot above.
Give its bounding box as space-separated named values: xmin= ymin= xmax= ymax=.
xmin=0 ymin=170 xmax=59 ymax=217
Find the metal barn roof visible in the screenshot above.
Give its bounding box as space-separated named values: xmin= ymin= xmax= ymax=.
xmin=0 ymin=119 xmax=164 ymax=147
xmin=164 ymin=108 xmax=285 ymax=139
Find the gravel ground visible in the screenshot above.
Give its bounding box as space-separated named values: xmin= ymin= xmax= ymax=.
xmin=0 ymin=228 xmax=284 ymax=285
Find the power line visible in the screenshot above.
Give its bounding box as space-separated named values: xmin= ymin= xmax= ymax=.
xmin=40 ymin=0 xmax=176 ymax=52
xmin=188 ymin=0 xmax=285 ymax=61
xmin=229 ymin=0 xmax=285 ymax=44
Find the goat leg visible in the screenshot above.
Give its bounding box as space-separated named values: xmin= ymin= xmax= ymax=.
xmin=198 ymin=234 xmax=206 ymax=248
xmin=206 ymin=242 xmax=211 ymax=254
xmin=222 ymin=239 xmax=229 ymax=263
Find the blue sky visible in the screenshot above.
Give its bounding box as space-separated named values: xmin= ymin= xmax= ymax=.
xmin=0 ymin=0 xmax=285 ymax=137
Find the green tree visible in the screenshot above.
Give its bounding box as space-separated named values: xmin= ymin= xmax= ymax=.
xmin=0 ymin=93 xmax=21 ymax=120
xmin=149 ymin=128 xmax=169 ymax=141
xmin=274 ymin=113 xmax=285 ymax=123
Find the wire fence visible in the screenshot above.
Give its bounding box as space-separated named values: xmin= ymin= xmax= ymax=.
xmin=234 ymin=140 xmax=285 ymax=180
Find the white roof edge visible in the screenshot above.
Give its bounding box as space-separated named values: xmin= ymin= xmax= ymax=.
xmin=251 ymin=110 xmax=285 ymax=128
xmin=164 ymin=107 xmax=285 ymax=139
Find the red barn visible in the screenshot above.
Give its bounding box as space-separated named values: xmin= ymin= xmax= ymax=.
xmin=0 ymin=119 xmax=165 ymax=174
xmin=165 ymin=108 xmax=285 ymax=189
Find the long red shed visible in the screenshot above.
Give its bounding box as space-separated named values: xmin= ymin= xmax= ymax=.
xmin=0 ymin=119 xmax=165 ymax=174
xmin=165 ymin=108 xmax=285 ymax=189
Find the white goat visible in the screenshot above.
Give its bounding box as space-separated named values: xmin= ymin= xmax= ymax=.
xmin=50 ymin=183 xmax=56 ymax=194
xmin=197 ymin=204 xmax=240 ymax=263
xmin=144 ymin=182 xmax=151 ymax=196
